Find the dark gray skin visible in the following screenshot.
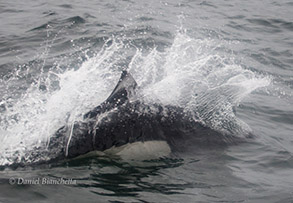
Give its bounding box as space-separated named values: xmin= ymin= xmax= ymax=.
xmin=18 ymin=70 xmax=242 ymax=166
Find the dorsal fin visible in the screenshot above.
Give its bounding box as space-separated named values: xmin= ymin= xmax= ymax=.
xmin=106 ymin=70 xmax=137 ymax=104
xmin=84 ymin=71 xmax=137 ymax=119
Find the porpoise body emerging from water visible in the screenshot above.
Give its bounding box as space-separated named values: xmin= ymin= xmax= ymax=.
xmin=20 ymin=71 xmax=241 ymax=165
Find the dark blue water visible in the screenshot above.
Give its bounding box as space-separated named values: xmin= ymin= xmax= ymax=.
xmin=0 ymin=0 xmax=293 ymax=202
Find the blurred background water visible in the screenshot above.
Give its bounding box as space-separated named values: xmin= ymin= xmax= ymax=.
xmin=0 ymin=0 xmax=292 ymax=202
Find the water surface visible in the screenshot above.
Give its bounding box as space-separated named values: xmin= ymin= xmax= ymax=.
xmin=0 ymin=0 xmax=293 ymax=202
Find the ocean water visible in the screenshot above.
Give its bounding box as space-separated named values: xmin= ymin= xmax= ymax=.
xmin=0 ymin=0 xmax=292 ymax=202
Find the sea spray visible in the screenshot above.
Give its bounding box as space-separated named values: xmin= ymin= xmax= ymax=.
xmin=0 ymin=32 xmax=270 ymax=165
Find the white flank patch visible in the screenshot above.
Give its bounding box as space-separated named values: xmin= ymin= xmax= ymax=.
xmin=104 ymin=141 xmax=171 ymax=160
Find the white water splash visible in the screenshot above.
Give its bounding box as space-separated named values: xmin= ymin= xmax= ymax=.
xmin=0 ymin=40 xmax=125 ymax=165
xmin=0 ymin=31 xmax=270 ymax=165
xmin=129 ymin=32 xmax=271 ymax=134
